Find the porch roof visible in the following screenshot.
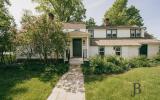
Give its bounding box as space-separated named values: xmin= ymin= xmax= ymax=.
xmin=67 ymin=31 xmax=89 ymax=37
xmin=90 ymin=38 xmax=160 ymax=46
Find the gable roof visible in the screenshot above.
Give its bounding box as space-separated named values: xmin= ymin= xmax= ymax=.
xmin=63 ymin=23 xmax=86 ymax=29
xmin=90 ymin=38 xmax=160 ymax=46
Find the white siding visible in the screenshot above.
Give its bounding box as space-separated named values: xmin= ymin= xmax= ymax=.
xmin=89 ymin=46 xmax=98 ymax=57
xmin=94 ymin=29 xmax=106 ymax=38
xmin=148 ymin=44 xmax=159 ymax=58
xmin=117 ymin=29 xmax=130 ymax=38
xmin=89 ymin=46 xmax=140 ymax=58
xmin=63 ymin=29 xmax=86 ymax=32
xmin=105 ymin=46 xmax=115 ymax=55
xmin=89 ymin=28 xmax=145 ymax=38
xmin=123 ymin=46 xmax=139 ymax=58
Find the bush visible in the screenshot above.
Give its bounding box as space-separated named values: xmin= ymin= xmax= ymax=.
xmin=83 ymin=55 xmax=129 ymax=75
xmin=153 ymin=53 xmax=160 ymax=64
xmin=128 ymin=56 xmax=151 ymax=68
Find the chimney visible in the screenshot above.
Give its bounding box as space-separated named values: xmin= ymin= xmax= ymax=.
xmin=48 ymin=13 xmax=54 ymax=20
xmin=105 ymin=18 xmax=110 ymax=27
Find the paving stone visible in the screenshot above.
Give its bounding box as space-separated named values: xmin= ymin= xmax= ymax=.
xmin=47 ymin=58 xmax=85 ymax=100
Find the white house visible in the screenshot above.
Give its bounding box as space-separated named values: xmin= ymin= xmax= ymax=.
xmin=63 ymin=23 xmax=160 ymax=61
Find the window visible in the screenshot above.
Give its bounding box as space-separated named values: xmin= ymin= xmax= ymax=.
xmin=99 ymin=47 xmax=105 ymax=56
xmin=114 ymin=46 xmax=121 ymax=56
xmin=106 ymin=29 xmax=117 ymax=38
xmin=88 ymin=29 xmax=94 ymax=38
xmin=130 ymin=29 xmax=141 ymax=38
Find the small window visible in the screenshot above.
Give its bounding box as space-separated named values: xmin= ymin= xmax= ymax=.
xmin=88 ymin=29 xmax=94 ymax=38
xmin=107 ymin=29 xmax=112 ymax=38
xmin=114 ymin=46 xmax=121 ymax=56
xmin=106 ymin=29 xmax=117 ymax=38
xmin=130 ymin=29 xmax=141 ymax=38
xmin=99 ymin=47 xmax=105 ymax=56
xmin=136 ymin=29 xmax=141 ymax=37
xmin=112 ymin=29 xmax=117 ymax=38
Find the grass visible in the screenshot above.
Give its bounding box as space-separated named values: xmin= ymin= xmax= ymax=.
xmin=84 ymin=66 xmax=160 ymax=100
xmin=0 ymin=63 xmax=68 ymax=100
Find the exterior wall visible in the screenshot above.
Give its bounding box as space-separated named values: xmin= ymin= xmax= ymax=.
xmin=117 ymin=28 xmax=130 ymax=38
xmin=122 ymin=46 xmax=139 ymax=58
xmin=89 ymin=46 xmax=139 ymax=58
xmin=148 ymin=44 xmax=159 ymax=58
xmin=89 ymin=46 xmax=98 ymax=57
xmin=88 ymin=28 xmax=145 ymax=38
xmin=94 ymin=29 xmax=106 ymax=38
xmin=63 ymin=29 xmax=86 ymax=32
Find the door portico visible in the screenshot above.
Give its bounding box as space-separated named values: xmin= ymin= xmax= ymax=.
xmin=65 ymin=31 xmax=89 ymax=61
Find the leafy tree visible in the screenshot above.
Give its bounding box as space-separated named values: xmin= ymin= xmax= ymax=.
xmin=86 ymin=17 xmax=96 ymax=29
xmin=18 ymin=10 xmax=66 ymax=62
xmin=125 ymin=6 xmax=143 ymax=26
xmin=32 ymin=0 xmax=86 ymax=22
xmin=0 ymin=0 xmax=16 ymax=64
xmin=104 ymin=0 xmax=143 ymax=26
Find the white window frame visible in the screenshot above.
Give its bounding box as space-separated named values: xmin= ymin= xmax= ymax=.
xmin=114 ymin=46 xmax=122 ymax=56
xmin=99 ymin=46 xmax=105 ymax=56
xmin=88 ymin=29 xmax=94 ymax=38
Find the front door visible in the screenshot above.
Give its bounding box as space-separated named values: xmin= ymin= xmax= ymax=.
xmin=140 ymin=44 xmax=148 ymax=56
xmin=73 ymin=39 xmax=82 ymax=57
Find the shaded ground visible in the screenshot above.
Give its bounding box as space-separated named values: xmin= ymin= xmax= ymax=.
xmin=0 ymin=63 xmax=68 ymax=100
xmin=84 ymin=66 xmax=160 ymax=100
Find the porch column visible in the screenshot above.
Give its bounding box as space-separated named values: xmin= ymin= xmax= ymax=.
xmin=87 ymin=36 xmax=89 ymax=58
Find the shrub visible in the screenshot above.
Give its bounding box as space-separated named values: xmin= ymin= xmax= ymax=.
xmin=128 ymin=56 xmax=151 ymax=68
xmin=153 ymin=53 xmax=160 ymax=64
xmin=84 ymin=55 xmax=129 ymax=75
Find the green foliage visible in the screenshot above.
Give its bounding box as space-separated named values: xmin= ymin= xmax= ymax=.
xmin=128 ymin=56 xmax=151 ymax=68
xmin=85 ymin=17 xmax=96 ymax=29
xmin=18 ymin=11 xmax=66 ymax=61
xmin=83 ymin=55 xmax=129 ymax=75
xmin=104 ymin=0 xmax=143 ymax=26
xmin=32 ymin=0 xmax=86 ymax=22
xmin=85 ymin=66 xmax=160 ymax=100
xmin=0 ymin=63 xmax=68 ymax=100
xmin=0 ymin=0 xmax=17 ymax=64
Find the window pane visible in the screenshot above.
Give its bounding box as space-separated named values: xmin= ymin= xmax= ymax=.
xmin=131 ymin=29 xmax=135 ymax=34
xmin=116 ymin=52 xmax=121 ymax=56
xmin=112 ymin=30 xmax=117 ymax=34
xmin=99 ymin=47 xmax=104 ymax=51
xmin=99 ymin=52 xmax=104 ymax=56
xmin=88 ymin=30 xmax=94 ymax=38
xmin=107 ymin=30 xmax=112 ymax=34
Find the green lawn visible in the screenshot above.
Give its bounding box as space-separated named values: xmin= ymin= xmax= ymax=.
xmin=85 ymin=66 xmax=160 ymax=100
xmin=0 ymin=63 xmax=68 ymax=100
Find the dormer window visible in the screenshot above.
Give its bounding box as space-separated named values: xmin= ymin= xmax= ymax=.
xmin=106 ymin=29 xmax=117 ymax=38
xmin=130 ymin=29 xmax=141 ymax=38
xmin=88 ymin=29 xmax=94 ymax=38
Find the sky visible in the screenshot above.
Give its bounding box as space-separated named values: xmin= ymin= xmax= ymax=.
xmin=9 ymin=0 xmax=160 ymax=39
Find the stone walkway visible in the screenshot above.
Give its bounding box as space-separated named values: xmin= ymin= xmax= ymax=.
xmin=47 ymin=58 xmax=85 ymax=100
